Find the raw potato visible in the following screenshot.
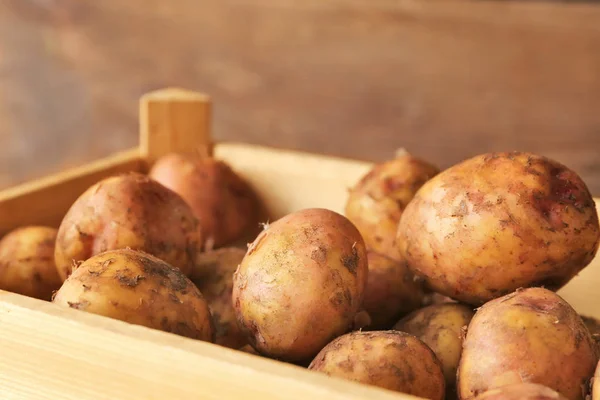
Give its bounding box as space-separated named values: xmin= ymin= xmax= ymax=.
xmin=474 ymin=383 xmax=567 ymax=400
xmin=149 ymin=154 xmax=259 ymax=248
xmin=309 ymin=330 xmax=445 ymax=400
xmin=233 ymin=208 xmax=367 ymax=362
xmin=398 ymin=152 xmax=600 ymax=305
xmin=0 ymin=226 xmax=62 ymax=300
xmin=363 ymin=251 xmax=427 ymax=329
xmin=345 ymin=153 xmax=439 ymax=261
xmin=393 ymin=303 xmax=474 ymax=391
xmin=53 ymin=248 xmax=214 ymax=341
xmin=55 ymin=173 xmax=202 ymax=280
xmin=458 ymin=287 xmax=597 ymax=400
xmin=192 ymin=247 xmax=247 ymax=349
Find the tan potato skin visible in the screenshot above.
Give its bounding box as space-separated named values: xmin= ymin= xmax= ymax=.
xmin=309 ymin=331 xmax=445 ymax=400
xmin=345 ymin=154 xmax=439 ymax=262
xmin=394 ymin=303 xmax=474 ymax=390
xmin=457 ymin=288 xmax=597 ymax=400
xmin=149 ymin=154 xmax=259 ymax=248
xmin=232 ymin=208 xmax=368 ymax=362
xmin=398 ymin=152 xmax=600 ymax=305
xmin=363 ymin=251 xmax=427 ymax=329
xmin=55 ymin=173 xmax=202 ymax=280
xmin=53 ymin=249 xmax=214 ymax=341
xmin=0 ymin=226 xmax=62 ymax=300
xmin=473 ymin=383 xmax=568 ymax=400
xmin=192 ymin=247 xmax=247 ymax=349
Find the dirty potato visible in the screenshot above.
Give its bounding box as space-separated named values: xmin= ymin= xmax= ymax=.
xmin=345 ymin=152 xmax=439 ymax=261
xmin=55 ymin=173 xmax=202 ymax=280
xmin=398 ymin=152 xmax=600 ymax=305
xmin=474 ymin=383 xmax=567 ymax=400
xmin=233 ymin=208 xmax=367 ymax=362
xmin=394 ymin=303 xmax=474 ymax=391
xmin=149 ymin=153 xmax=260 ymax=248
xmin=53 ymin=248 xmax=214 ymax=341
xmin=192 ymin=247 xmax=247 ymax=349
xmin=0 ymin=226 xmax=62 ymax=300
xmin=309 ymin=331 xmax=445 ymax=399
xmin=458 ymin=287 xmax=597 ymax=400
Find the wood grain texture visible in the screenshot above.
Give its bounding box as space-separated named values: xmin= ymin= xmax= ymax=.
xmin=1 ymin=0 xmax=600 ymax=193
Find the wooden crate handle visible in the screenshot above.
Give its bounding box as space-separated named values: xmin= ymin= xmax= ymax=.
xmin=139 ymin=88 xmax=213 ymax=165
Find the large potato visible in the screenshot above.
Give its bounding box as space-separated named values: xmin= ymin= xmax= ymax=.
xmin=474 ymin=383 xmax=567 ymax=400
xmin=398 ymin=152 xmax=600 ymax=304
xmin=232 ymin=208 xmax=367 ymax=362
xmin=345 ymin=153 xmax=438 ymax=261
xmin=55 ymin=173 xmax=202 ymax=280
xmin=309 ymin=331 xmax=445 ymax=400
xmin=458 ymin=287 xmax=597 ymax=400
xmin=54 ymin=248 xmax=214 ymax=341
xmin=149 ymin=154 xmax=259 ymax=248
xmin=0 ymin=226 xmax=62 ymax=300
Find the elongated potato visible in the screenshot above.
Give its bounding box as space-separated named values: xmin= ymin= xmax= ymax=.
xmin=398 ymin=152 xmax=600 ymax=305
xmin=55 ymin=173 xmax=202 ymax=280
xmin=458 ymin=288 xmax=597 ymax=400
xmin=474 ymin=383 xmax=567 ymax=400
xmin=309 ymin=331 xmax=445 ymax=400
xmin=233 ymin=208 xmax=367 ymax=362
xmin=53 ymin=248 xmax=214 ymax=341
xmin=0 ymin=226 xmax=61 ymax=300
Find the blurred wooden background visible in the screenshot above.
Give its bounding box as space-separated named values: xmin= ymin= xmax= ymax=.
xmin=1 ymin=0 xmax=600 ymax=193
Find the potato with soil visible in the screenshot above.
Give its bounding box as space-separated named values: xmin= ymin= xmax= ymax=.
xmin=309 ymin=330 xmax=445 ymax=399
xmin=53 ymin=248 xmax=214 ymax=341
xmin=394 ymin=303 xmax=474 ymax=391
xmin=345 ymin=152 xmax=439 ymax=261
xmin=192 ymin=247 xmax=247 ymax=349
xmin=149 ymin=153 xmax=259 ymax=248
xmin=55 ymin=173 xmax=202 ymax=280
xmin=398 ymin=151 xmax=600 ymax=305
xmin=0 ymin=226 xmax=62 ymax=300
xmin=232 ymin=208 xmax=367 ymax=362
xmin=474 ymin=383 xmax=567 ymax=400
xmin=458 ymin=287 xmax=597 ymax=400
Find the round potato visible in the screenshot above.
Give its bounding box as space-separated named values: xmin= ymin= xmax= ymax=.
xmin=363 ymin=251 xmax=427 ymax=329
xmin=149 ymin=154 xmax=259 ymax=248
xmin=398 ymin=152 xmax=600 ymax=305
xmin=309 ymin=330 xmax=445 ymax=399
xmin=55 ymin=173 xmax=202 ymax=280
xmin=232 ymin=208 xmax=367 ymax=362
xmin=474 ymin=383 xmax=567 ymax=400
xmin=394 ymin=303 xmax=474 ymax=391
xmin=53 ymin=248 xmax=214 ymax=341
xmin=458 ymin=287 xmax=597 ymax=400
xmin=192 ymin=247 xmax=247 ymax=349
xmin=345 ymin=153 xmax=438 ymax=261
xmin=0 ymin=226 xmax=62 ymax=300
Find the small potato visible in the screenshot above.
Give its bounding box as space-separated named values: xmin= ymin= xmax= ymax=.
xmin=458 ymin=288 xmax=597 ymax=400
xmin=309 ymin=330 xmax=445 ymax=400
xmin=345 ymin=153 xmax=439 ymax=261
xmin=474 ymin=383 xmax=567 ymax=400
xmin=149 ymin=154 xmax=259 ymax=248
xmin=363 ymin=251 xmax=427 ymax=329
xmin=394 ymin=303 xmax=474 ymax=391
xmin=0 ymin=226 xmax=62 ymax=300
xmin=53 ymin=248 xmax=214 ymax=341
xmin=192 ymin=247 xmax=247 ymax=349
xmin=398 ymin=152 xmax=600 ymax=305
xmin=233 ymin=208 xmax=367 ymax=362
xmin=55 ymin=173 xmax=202 ymax=280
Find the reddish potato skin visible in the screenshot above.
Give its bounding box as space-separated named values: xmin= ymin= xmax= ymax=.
xmin=0 ymin=226 xmax=62 ymax=300
xmin=149 ymin=154 xmax=259 ymax=248
xmin=473 ymin=383 xmax=568 ymax=400
xmin=55 ymin=173 xmax=202 ymax=280
xmin=233 ymin=208 xmax=368 ymax=363
xmin=398 ymin=152 xmax=600 ymax=305
xmin=458 ymin=288 xmax=597 ymax=400
xmin=309 ymin=331 xmax=445 ymax=400
xmin=345 ymin=154 xmax=438 ymax=262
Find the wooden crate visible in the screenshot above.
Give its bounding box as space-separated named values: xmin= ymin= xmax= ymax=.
xmin=0 ymin=88 xmax=598 ymax=400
